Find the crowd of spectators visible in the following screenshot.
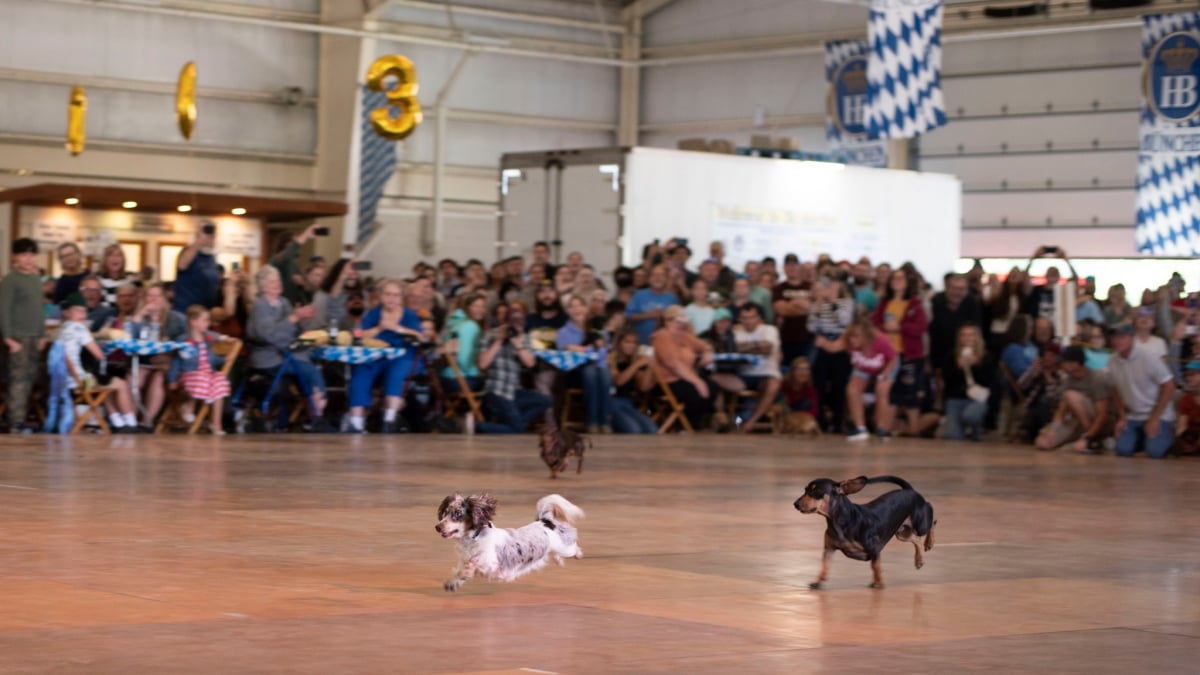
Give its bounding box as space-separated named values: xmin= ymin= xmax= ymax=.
xmin=2 ymin=227 xmax=1198 ymax=458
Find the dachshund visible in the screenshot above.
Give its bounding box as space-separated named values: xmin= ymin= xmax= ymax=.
xmin=539 ymin=427 xmax=590 ymax=478
xmin=794 ymin=475 xmax=936 ymax=589
xmin=435 ymin=493 xmax=584 ymax=592
xmin=775 ymin=410 xmax=822 ymax=437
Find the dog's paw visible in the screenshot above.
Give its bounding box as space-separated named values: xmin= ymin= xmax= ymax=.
xmin=914 ymin=559 xmax=924 ymax=570
xmin=869 ymin=582 xmax=885 ymax=589
xmin=443 ymin=579 xmax=460 ymax=592
xmin=574 ymin=548 xmax=583 ymax=559
xmin=808 ymin=581 xmax=823 ymax=591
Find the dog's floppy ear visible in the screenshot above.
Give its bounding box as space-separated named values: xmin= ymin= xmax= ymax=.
xmin=437 ymin=493 xmax=460 ymax=519
xmin=467 ymin=493 xmax=498 ymax=527
xmin=838 ymin=476 xmax=869 ymax=495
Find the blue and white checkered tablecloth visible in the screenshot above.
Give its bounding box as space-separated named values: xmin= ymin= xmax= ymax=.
xmin=103 ymin=339 xmax=196 ymax=359
xmin=710 ymin=352 xmax=766 ymax=369
xmin=534 ymin=350 xmax=601 ymax=371
xmin=312 ymin=346 xmax=408 ymax=365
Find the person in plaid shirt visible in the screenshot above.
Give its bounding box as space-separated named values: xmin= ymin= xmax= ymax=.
xmin=476 ymin=301 xmax=551 ymax=434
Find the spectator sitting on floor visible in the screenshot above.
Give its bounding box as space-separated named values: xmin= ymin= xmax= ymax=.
xmin=782 ymin=356 xmax=819 ymax=417
xmin=941 ymin=324 xmax=993 ymax=441
xmin=1174 ymin=361 xmax=1200 ymax=456
xmin=1108 ymin=324 xmax=1177 ymax=459
xmin=1034 ymin=345 xmax=1109 ymax=452
xmin=999 ymin=314 xmax=1037 ymax=381
xmin=1018 ymin=343 xmax=1067 ymax=443
xmin=476 ymin=302 xmax=551 ymax=434
xmin=1032 ymin=316 xmax=1056 ymax=351
xmin=732 ymin=302 xmax=782 ymax=431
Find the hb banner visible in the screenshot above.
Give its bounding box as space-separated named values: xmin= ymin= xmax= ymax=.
xmin=865 ymin=0 xmax=947 ymax=140
xmin=1138 ymin=14 xmax=1200 ymax=255
xmin=826 ymin=40 xmax=889 ymax=167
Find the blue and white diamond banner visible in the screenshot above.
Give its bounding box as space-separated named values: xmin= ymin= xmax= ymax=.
xmin=1137 ymin=14 xmax=1200 ymax=255
xmin=826 ymin=40 xmax=889 ymax=167
xmin=865 ymin=0 xmax=947 ymax=139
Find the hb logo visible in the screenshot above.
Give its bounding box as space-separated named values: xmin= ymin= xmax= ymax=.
xmin=1146 ymin=32 xmax=1200 ymax=123
xmin=829 ymin=56 xmax=870 ymax=138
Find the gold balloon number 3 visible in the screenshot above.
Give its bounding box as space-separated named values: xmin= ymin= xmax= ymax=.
xmin=366 ymin=55 xmax=422 ymax=141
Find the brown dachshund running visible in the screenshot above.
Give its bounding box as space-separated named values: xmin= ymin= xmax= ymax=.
xmin=539 ymin=427 xmax=590 ymax=479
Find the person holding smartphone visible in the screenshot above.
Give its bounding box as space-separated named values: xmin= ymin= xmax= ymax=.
xmin=269 ymin=223 xmax=324 ymax=305
xmin=173 ymin=220 xmax=221 ymax=313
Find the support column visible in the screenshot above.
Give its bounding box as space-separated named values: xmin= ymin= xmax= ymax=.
xmin=312 ymin=1 xmax=374 ymax=261
xmin=888 ymin=139 xmax=910 ymax=170
xmin=617 ymin=15 xmax=641 ymax=147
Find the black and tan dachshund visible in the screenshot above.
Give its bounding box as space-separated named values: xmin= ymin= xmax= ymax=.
xmin=794 ymin=475 xmax=936 ymax=590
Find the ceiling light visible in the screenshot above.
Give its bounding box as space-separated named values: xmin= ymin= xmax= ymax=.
xmin=177 ymin=204 xmax=192 ymax=213
xmin=231 ymin=207 xmax=246 ymax=215
xmin=64 ymin=197 xmax=79 ymax=205
xmin=122 ymin=201 xmax=138 ymax=209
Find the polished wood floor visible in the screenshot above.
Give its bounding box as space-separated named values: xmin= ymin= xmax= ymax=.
xmin=1 ymin=431 xmax=1198 ymax=673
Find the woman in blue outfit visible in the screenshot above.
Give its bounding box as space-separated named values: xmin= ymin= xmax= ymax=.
xmin=556 ymin=295 xmax=613 ymax=433
xmin=606 ymin=328 xmax=658 ymax=433
xmin=347 ymin=278 xmax=427 ymax=433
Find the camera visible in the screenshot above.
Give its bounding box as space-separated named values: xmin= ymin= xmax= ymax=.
xmin=351 ymin=260 xmax=372 ymax=271
xmin=1043 ymin=245 xmax=1059 ymax=254
xmin=313 ymin=226 xmax=330 ymax=236
xmin=506 ymin=325 xmax=519 ymax=340
xmin=201 ymin=223 xmax=215 ymax=235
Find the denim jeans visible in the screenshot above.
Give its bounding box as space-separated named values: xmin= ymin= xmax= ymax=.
xmin=943 ymin=397 xmax=987 ymax=440
xmin=611 ymin=396 xmax=657 ymax=434
xmin=1115 ymin=418 xmax=1175 ymax=459
xmin=570 ymin=364 xmax=613 ymax=428
xmin=478 ymin=390 xmax=552 ymax=434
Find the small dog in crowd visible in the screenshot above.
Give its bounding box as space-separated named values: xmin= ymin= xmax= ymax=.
xmin=435 ymin=492 xmax=584 ymax=592
xmin=539 ymin=427 xmax=590 ymax=478
xmin=794 ymin=475 xmax=936 ymax=590
xmin=775 ymin=410 xmax=822 ymax=437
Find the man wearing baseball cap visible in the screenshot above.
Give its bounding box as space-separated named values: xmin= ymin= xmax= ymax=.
xmin=1034 ymin=344 xmax=1110 ymax=452
xmin=1108 ymin=323 xmax=1176 ymax=458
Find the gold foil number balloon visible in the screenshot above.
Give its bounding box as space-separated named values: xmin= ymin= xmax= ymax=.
xmin=66 ymin=85 xmax=87 ymax=156
xmin=365 ymin=55 xmax=423 ymax=140
xmin=176 ymin=61 xmax=197 ymax=140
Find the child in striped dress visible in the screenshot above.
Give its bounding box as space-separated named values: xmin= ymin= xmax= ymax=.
xmin=178 ymin=305 xmax=239 ymax=435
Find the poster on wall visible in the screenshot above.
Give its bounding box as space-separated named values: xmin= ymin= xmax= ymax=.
xmin=826 ymin=40 xmax=889 ymax=168
xmin=711 ymin=205 xmax=886 ymax=270
xmin=1137 ymin=14 xmax=1200 ymax=256
xmin=32 ymin=220 xmax=77 ymax=252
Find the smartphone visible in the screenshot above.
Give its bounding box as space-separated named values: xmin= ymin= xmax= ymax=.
xmin=313 ymin=226 xmax=330 ymax=236
xmin=1043 ymin=245 xmax=1059 ymax=254
xmin=202 ymin=223 xmax=215 ymax=235
xmin=352 ymin=260 xmax=372 ymax=271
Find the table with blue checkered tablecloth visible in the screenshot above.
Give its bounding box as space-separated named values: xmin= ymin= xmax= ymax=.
xmin=102 ymin=338 xmax=197 ymax=359
xmin=312 ymin=345 xmax=408 ymax=364
xmin=533 ymin=349 xmax=601 ymax=371
xmin=709 ymin=352 xmax=766 ymax=369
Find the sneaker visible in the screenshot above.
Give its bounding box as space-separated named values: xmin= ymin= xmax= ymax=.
xmin=846 ymin=428 xmax=869 ymax=442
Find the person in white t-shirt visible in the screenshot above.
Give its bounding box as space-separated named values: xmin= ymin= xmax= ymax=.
xmin=732 ymin=302 xmax=781 ymax=431
xmin=55 ymin=293 xmax=139 ymax=432
xmin=1132 ymin=306 xmax=1169 ymax=363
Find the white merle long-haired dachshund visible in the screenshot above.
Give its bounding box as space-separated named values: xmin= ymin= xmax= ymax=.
xmin=435 ymin=492 xmax=584 ymax=592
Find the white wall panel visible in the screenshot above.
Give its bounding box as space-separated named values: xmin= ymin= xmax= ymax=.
xmin=364 ymin=208 xmax=499 ymax=278
xmin=380 ymin=5 xmax=616 ymax=46
xmin=400 ymin=119 xmax=611 ymax=168
xmin=962 ymin=190 xmax=1136 ymax=228
xmin=641 ymin=53 xmax=825 ymax=125
xmin=646 ymin=0 xmax=864 ymax=45
xmin=0 ymin=0 xmax=318 ymax=92
xmin=375 ymin=44 xmax=617 ymax=122
xmin=942 ymin=26 xmax=1140 ymax=75
xmin=962 ymin=227 xmax=1139 ymax=258
xmin=921 ymin=151 xmax=1136 ymax=190
xmin=941 ymin=68 xmax=1139 ymax=118
xmin=922 ymin=111 xmax=1139 ymax=155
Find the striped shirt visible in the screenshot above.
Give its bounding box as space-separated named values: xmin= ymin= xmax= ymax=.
xmin=806 ymin=298 xmax=855 ymax=340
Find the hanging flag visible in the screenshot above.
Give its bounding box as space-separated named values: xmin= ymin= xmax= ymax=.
xmin=865 ymin=0 xmax=947 ymax=139
xmin=358 ymin=86 xmax=397 ymax=246
xmin=826 ymin=40 xmax=889 ymax=167
xmin=1137 ymin=14 xmax=1200 ymax=255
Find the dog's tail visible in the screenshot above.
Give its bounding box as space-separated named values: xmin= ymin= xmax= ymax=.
xmin=865 ymin=475 xmax=915 ymax=491
xmin=537 ymin=494 xmax=585 ymax=526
